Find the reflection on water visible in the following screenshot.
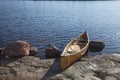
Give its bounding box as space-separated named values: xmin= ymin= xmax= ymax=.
xmin=0 ymin=1 xmax=120 ymax=58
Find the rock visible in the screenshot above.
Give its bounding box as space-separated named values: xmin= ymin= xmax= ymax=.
xmin=29 ymin=46 xmax=38 ymax=56
xmin=45 ymin=46 xmax=62 ymax=59
xmin=0 ymin=54 xmax=120 ymax=80
xmin=0 ymin=48 xmax=5 ymax=57
xmin=47 ymin=54 xmax=120 ymax=80
xmin=89 ymin=40 xmax=105 ymax=52
xmin=0 ymin=56 xmax=54 ymax=80
xmin=3 ymin=40 xmax=30 ymax=58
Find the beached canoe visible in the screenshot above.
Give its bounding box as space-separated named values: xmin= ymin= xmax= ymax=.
xmin=61 ymin=31 xmax=89 ymax=70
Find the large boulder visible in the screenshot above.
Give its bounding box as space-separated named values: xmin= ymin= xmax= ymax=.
xmin=45 ymin=46 xmax=62 ymax=59
xmin=89 ymin=40 xmax=105 ymax=52
xmin=3 ymin=40 xmax=30 ymax=58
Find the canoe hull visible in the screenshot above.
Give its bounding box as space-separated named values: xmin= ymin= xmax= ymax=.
xmin=61 ymin=32 xmax=89 ymax=70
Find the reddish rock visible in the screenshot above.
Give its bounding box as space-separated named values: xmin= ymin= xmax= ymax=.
xmin=89 ymin=40 xmax=105 ymax=52
xmin=45 ymin=46 xmax=61 ymax=59
xmin=3 ymin=40 xmax=30 ymax=58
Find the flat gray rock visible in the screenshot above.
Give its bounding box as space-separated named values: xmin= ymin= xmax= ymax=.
xmin=0 ymin=54 xmax=120 ymax=80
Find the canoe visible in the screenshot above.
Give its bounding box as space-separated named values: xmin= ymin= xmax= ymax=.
xmin=60 ymin=31 xmax=89 ymax=70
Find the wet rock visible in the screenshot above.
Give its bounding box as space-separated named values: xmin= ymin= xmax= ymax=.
xmin=29 ymin=46 xmax=38 ymax=56
xmin=89 ymin=40 xmax=105 ymax=52
xmin=3 ymin=40 xmax=30 ymax=58
xmin=45 ymin=46 xmax=62 ymax=59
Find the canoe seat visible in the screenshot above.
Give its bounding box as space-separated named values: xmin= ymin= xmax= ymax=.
xmin=67 ymin=51 xmax=75 ymax=54
xmin=77 ymin=43 xmax=86 ymax=45
xmin=79 ymin=40 xmax=87 ymax=43
xmin=77 ymin=43 xmax=86 ymax=49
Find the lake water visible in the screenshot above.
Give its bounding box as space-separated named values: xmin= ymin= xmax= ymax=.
xmin=0 ymin=1 xmax=120 ymax=58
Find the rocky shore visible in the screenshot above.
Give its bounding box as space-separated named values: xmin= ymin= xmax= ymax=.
xmin=0 ymin=53 xmax=120 ymax=80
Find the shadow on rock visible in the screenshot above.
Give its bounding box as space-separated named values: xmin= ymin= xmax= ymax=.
xmin=0 ymin=56 xmax=23 ymax=66
xmin=41 ymin=58 xmax=62 ymax=80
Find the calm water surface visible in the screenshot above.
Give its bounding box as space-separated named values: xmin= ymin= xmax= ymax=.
xmin=0 ymin=1 xmax=120 ymax=58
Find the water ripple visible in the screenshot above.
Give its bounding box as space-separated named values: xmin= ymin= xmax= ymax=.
xmin=0 ymin=1 xmax=120 ymax=58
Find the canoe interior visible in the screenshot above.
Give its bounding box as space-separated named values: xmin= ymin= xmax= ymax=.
xmin=61 ymin=32 xmax=89 ymax=70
